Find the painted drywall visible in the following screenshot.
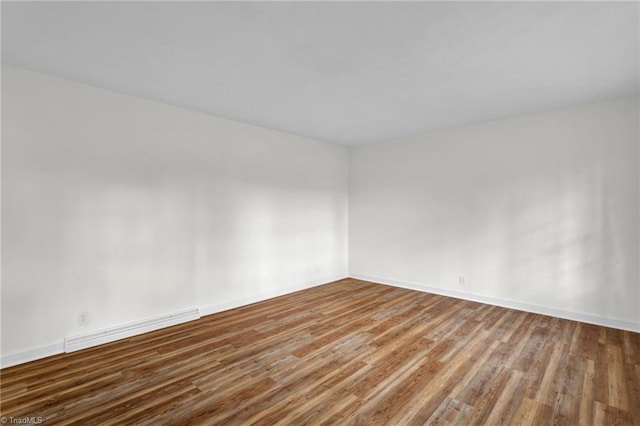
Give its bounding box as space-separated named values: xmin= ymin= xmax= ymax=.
xmin=1 ymin=66 xmax=348 ymax=360
xmin=2 ymin=65 xmax=638 ymax=366
xmin=349 ymin=97 xmax=639 ymax=328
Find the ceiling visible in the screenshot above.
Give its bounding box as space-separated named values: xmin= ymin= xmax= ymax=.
xmin=2 ymin=1 xmax=638 ymax=146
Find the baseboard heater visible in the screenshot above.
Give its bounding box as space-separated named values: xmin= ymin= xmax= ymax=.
xmin=64 ymin=307 xmax=201 ymax=353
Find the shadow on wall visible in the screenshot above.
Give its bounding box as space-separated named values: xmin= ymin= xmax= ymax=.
xmin=350 ymin=99 xmax=639 ymax=323
xmin=192 ymin=179 xmax=346 ymax=301
xmin=375 ymin=160 xmax=637 ymax=320
xmin=48 ymin=180 xmax=198 ymax=332
xmin=63 ymin=178 xmax=344 ymax=327
xmin=2 ymin=172 xmax=347 ymax=355
xmin=498 ymin=161 xmax=634 ymax=317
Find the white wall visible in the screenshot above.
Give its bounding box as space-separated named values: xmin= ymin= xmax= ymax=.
xmin=2 ymin=64 xmax=638 ymax=365
xmin=1 ymin=66 xmax=348 ymax=359
xmin=350 ymin=97 xmax=639 ymax=329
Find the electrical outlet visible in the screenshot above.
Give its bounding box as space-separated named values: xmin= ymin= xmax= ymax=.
xmin=458 ymin=276 xmax=466 ymax=286
xmin=78 ymin=312 xmax=89 ymax=326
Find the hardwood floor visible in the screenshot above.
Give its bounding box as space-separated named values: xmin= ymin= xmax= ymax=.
xmin=1 ymin=278 xmax=639 ymax=425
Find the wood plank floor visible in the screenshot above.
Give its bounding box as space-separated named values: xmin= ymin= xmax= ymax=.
xmin=2 ymin=278 xmax=639 ymax=425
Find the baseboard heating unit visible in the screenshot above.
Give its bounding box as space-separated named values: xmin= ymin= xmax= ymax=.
xmin=64 ymin=307 xmax=201 ymax=352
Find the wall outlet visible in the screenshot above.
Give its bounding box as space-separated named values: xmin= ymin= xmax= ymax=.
xmin=458 ymin=276 xmax=466 ymax=286
xmin=78 ymin=312 xmax=89 ymax=326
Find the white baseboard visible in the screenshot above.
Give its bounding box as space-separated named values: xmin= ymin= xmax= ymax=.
xmin=200 ymin=275 xmax=348 ymax=316
xmin=351 ymin=274 xmax=640 ymax=333
xmin=1 ymin=308 xmax=200 ymax=368
xmin=64 ymin=307 xmax=201 ymax=352
xmin=1 ymin=342 xmax=65 ymax=369
xmin=2 ymin=276 xmax=349 ymax=368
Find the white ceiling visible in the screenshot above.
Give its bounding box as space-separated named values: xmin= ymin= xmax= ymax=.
xmin=2 ymin=1 xmax=638 ymax=146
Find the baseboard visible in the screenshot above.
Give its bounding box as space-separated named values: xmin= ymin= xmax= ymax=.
xmin=64 ymin=307 xmax=201 ymax=353
xmin=2 ymin=276 xmax=349 ymax=368
xmin=351 ymin=274 xmax=640 ymax=333
xmin=200 ymin=275 xmax=348 ymax=317
xmin=1 ymin=342 xmax=65 ymax=369
xmin=1 ymin=308 xmax=201 ymax=368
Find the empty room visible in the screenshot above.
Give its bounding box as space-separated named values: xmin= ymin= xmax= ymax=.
xmin=1 ymin=1 xmax=639 ymax=425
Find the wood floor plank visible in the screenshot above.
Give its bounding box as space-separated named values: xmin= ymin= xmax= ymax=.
xmin=1 ymin=278 xmax=638 ymax=425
